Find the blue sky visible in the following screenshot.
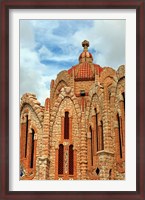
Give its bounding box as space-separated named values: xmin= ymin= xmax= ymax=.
xmin=20 ymin=19 xmax=125 ymax=105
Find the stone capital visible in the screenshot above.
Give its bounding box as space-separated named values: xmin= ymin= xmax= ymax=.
xmin=38 ymin=156 xmax=49 ymax=165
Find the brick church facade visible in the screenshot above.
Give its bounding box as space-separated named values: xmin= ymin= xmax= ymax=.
xmin=20 ymin=40 xmax=125 ymax=180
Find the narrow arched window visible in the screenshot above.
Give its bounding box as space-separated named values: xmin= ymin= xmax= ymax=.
xmin=69 ymin=145 xmax=74 ymax=175
xmin=122 ymin=92 xmax=125 ymax=111
xmin=58 ymin=144 xmax=64 ymax=174
xmin=30 ymin=129 xmax=35 ymax=168
xmin=117 ymin=113 xmax=122 ymax=158
xmin=25 ymin=115 xmax=28 ymax=158
xmin=64 ymin=111 xmax=69 ymax=139
xmin=100 ymin=120 xmax=104 ymax=150
xmin=90 ymin=126 xmax=93 ymax=166
xmin=95 ymin=111 xmax=98 ymax=151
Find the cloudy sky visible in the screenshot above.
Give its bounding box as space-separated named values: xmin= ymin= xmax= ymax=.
xmin=20 ymin=19 xmax=125 ymax=105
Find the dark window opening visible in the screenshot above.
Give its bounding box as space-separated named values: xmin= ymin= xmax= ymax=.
xmin=80 ymin=90 xmax=85 ymax=96
xmin=96 ymin=168 xmax=100 ymax=175
xmin=30 ymin=129 xmax=35 ymax=168
xmin=69 ymin=145 xmax=74 ymax=175
xmin=64 ymin=112 xmax=69 ymax=139
xmin=101 ymin=120 xmax=104 ymax=150
xmin=95 ymin=111 xmax=98 ymax=151
xmin=109 ymin=169 xmax=112 ymax=179
xmin=58 ymin=144 xmax=64 ymax=174
xmin=90 ymin=126 xmax=93 ymax=166
xmin=117 ymin=113 xmax=122 ymax=158
xmin=122 ymin=92 xmax=125 ymax=111
xmin=25 ymin=115 xmax=28 ymax=158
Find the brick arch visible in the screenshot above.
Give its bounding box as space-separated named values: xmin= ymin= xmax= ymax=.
xmin=51 ymin=80 xmax=68 ymax=101
xmin=20 ymin=95 xmax=44 ymax=180
xmin=108 ymin=84 xmax=117 ymax=97
xmin=52 ymin=70 xmax=71 ymax=92
xmin=114 ymin=74 xmax=125 ymax=163
xmin=115 ymin=77 xmax=125 ymax=114
xmin=99 ymin=67 xmax=116 ymax=84
xmin=117 ymin=65 xmax=125 ymax=80
xmin=20 ymin=103 xmax=43 ymax=153
xmin=50 ymin=87 xmax=81 ymax=130
xmin=88 ymin=95 xmax=102 ymax=120
xmin=20 ymin=93 xmax=44 ymax=125
xmin=86 ymin=86 xmax=103 ymax=120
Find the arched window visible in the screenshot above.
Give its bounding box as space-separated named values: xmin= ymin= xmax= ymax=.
xmin=95 ymin=112 xmax=98 ymax=151
xmin=30 ymin=129 xmax=35 ymax=168
xmin=122 ymin=92 xmax=125 ymax=145
xmin=64 ymin=112 xmax=69 ymax=139
xmin=25 ymin=115 xmax=28 ymax=158
xmin=100 ymin=120 xmax=104 ymax=150
xmin=117 ymin=113 xmax=122 ymax=158
xmin=90 ymin=126 xmax=93 ymax=166
xmin=69 ymin=145 xmax=74 ymax=175
xmin=58 ymin=144 xmax=64 ymax=174
xmin=122 ymin=92 xmax=125 ymax=111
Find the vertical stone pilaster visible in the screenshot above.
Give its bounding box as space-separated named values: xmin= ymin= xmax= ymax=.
xmin=98 ymin=121 xmax=103 ymax=151
xmin=102 ymin=86 xmax=112 ymax=152
xmin=120 ymin=100 xmax=125 ymax=146
xmin=26 ymin=127 xmax=32 ymax=169
xmin=92 ymin=113 xmax=97 ymax=153
xmin=87 ymin=131 xmax=92 ymax=170
xmin=26 ymin=119 xmax=31 ymax=169
xmin=55 ymin=147 xmax=59 ymax=180
xmin=20 ymin=122 xmax=26 ymax=159
xmin=41 ymin=98 xmax=50 ymax=179
xmin=69 ymin=116 xmax=73 ymax=143
xmin=74 ymin=149 xmax=77 ymax=179
xmin=80 ymin=112 xmax=87 ymax=179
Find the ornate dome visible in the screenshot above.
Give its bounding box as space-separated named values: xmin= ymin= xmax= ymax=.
xmin=79 ymin=40 xmax=93 ymax=63
xmin=68 ymin=40 xmax=103 ymax=80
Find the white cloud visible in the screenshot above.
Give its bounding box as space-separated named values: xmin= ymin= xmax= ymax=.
xmin=20 ymin=19 xmax=125 ymax=105
xmin=38 ymin=45 xmax=53 ymax=60
xmin=71 ymin=20 xmax=125 ymax=68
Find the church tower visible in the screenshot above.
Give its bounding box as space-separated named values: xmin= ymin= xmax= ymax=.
xmin=20 ymin=40 xmax=125 ymax=180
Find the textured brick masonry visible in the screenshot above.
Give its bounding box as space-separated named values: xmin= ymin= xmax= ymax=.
xmin=20 ymin=40 xmax=125 ymax=180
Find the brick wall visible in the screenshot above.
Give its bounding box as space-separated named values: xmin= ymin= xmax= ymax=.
xmin=20 ymin=64 xmax=125 ymax=180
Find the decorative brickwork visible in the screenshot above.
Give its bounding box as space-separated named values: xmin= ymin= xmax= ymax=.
xmin=20 ymin=40 xmax=125 ymax=180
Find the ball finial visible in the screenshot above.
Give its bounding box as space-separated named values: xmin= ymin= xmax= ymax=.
xmin=82 ymin=40 xmax=89 ymax=51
